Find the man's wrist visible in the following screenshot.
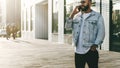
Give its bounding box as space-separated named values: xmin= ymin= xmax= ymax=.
xmin=69 ymin=14 xmax=74 ymax=19
xmin=69 ymin=12 xmax=76 ymax=19
xmin=92 ymin=44 xmax=98 ymax=47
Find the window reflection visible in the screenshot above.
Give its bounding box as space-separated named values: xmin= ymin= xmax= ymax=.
xmin=52 ymin=0 xmax=58 ymax=42
xmin=64 ymin=0 xmax=74 ymax=34
xmin=110 ymin=0 xmax=120 ymax=51
xmin=30 ymin=6 xmax=33 ymax=31
xmin=52 ymin=0 xmax=58 ymax=33
xmin=26 ymin=8 xmax=28 ymax=31
xmin=112 ymin=1 xmax=120 ymax=42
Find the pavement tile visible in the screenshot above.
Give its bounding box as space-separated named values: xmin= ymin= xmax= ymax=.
xmin=0 ymin=38 xmax=120 ymax=68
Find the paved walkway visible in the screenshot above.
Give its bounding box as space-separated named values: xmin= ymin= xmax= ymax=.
xmin=0 ymin=38 xmax=120 ymax=68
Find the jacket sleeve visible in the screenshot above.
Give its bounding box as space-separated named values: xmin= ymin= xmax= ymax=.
xmin=65 ymin=17 xmax=73 ymax=30
xmin=94 ymin=15 xmax=105 ymax=46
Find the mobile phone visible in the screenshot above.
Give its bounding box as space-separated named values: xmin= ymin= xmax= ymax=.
xmin=78 ymin=6 xmax=81 ymax=11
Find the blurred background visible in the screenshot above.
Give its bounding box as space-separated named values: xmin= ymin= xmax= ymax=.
xmin=0 ymin=0 xmax=120 ymax=52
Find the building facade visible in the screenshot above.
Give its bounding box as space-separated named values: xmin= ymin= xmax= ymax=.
xmin=21 ymin=0 xmax=120 ymax=51
xmin=21 ymin=0 xmax=48 ymax=39
xmin=6 ymin=0 xmax=21 ymax=28
xmin=0 ymin=0 xmax=6 ymax=29
xmin=0 ymin=0 xmax=21 ymax=33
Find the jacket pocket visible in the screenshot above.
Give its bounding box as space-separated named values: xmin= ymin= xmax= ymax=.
xmin=88 ymin=20 xmax=97 ymax=42
xmin=88 ymin=20 xmax=97 ymax=26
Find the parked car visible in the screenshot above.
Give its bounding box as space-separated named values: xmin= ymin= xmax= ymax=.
xmin=0 ymin=29 xmax=7 ymax=37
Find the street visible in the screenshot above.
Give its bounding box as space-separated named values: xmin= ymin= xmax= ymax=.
xmin=0 ymin=38 xmax=120 ymax=68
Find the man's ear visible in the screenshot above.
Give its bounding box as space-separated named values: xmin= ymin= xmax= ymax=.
xmin=88 ymin=2 xmax=92 ymax=7
xmin=88 ymin=0 xmax=92 ymax=4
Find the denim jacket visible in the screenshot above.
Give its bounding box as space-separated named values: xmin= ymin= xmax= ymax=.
xmin=65 ymin=10 xmax=105 ymax=47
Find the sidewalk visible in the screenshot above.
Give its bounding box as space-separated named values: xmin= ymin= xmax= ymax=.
xmin=0 ymin=38 xmax=120 ymax=68
xmin=17 ymin=38 xmax=120 ymax=68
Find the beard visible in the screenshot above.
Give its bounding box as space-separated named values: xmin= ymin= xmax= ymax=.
xmin=81 ymin=5 xmax=89 ymax=12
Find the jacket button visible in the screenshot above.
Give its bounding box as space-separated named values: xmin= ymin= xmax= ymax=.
xmin=79 ymin=25 xmax=80 ymax=27
xmin=77 ymin=32 xmax=78 ymax=34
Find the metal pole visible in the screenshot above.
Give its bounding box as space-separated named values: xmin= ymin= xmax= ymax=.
xmin=100 ymin=0 xmax=102 ymax=50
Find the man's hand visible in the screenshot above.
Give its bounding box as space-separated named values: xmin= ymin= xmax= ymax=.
xmin=90 ymin=44 xmax=98 ymax=51
xmin=69 ymin=6 xmax=80 ymax=19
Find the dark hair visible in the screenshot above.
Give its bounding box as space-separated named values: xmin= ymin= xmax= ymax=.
xmin=89 ymin=0 xmax=92 ymax=2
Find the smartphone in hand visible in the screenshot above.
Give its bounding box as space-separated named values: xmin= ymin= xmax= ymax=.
xmin=78 ymin=5 xmax=81 ymax=11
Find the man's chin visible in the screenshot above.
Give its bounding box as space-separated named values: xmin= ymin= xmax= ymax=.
xmin=81 ymin=9 xmax=87 ymax=12
xmin=81 ymin=8 xmax=89 ymax=12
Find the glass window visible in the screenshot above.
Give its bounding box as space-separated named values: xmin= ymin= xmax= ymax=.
xmin=52 ymin=0 xmax=58 ymax=33
xmin=64 ymin=0 xmax=74 ymax=34
xmin=92 ymin=0 xmax=96 ymax=6
xmin=22 ymin=10 xmax=24 ymax=30
xmin=30 ymin=6 xmax=33 ymax=31
xmin=110 ymin=0 xmax=120 ymax=51
xmin=26 ymin=8 xmax=28 ymax=31
xmin=111 ymin=1 xmax=120 ymax=40
xmin=64 ymin=0 xmax=75 ymax=44
xmin=52 ymin=0 xmax=59 ymax=42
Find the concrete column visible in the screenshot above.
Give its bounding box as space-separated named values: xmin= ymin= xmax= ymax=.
xmin=21 ymin=0 xmax=23 ymax=38
xmin=101 ymin=0 xmax=110 ymax=51
xmin=48 ymin=0 xmax=52 ymax=41
xmin=58 ymin=0 xmax=64 ymax=44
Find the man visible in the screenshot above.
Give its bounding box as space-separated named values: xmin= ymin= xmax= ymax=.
xmin=65 ymin=0 xmax=105 ymax=68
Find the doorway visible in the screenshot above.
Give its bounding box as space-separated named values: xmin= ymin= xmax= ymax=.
xmin=35 ymin=3 xmax=48 ymax=39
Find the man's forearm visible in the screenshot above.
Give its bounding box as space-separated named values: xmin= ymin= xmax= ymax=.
xmin=69 ymin=13 xmax=75 ymax=19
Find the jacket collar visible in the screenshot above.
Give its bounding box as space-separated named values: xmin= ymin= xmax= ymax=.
xmin=90 ymin=10 xmax=96 ymax=16
xmin=79 ymin=10 xmax=96 ymax=20
xmin=78 ymin=10 xmax=95 ymax=16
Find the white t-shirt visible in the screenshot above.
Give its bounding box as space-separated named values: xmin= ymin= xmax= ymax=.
xmin=75 ymin=12 xmax=91 ymax=54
